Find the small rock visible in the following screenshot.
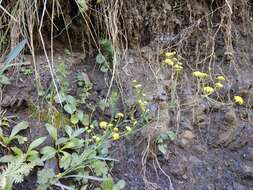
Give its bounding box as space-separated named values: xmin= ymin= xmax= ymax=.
xmin=178 ymin=130 xmax=195 ymax=149
xmin=224 ymin=109 xmax=237 ymax=125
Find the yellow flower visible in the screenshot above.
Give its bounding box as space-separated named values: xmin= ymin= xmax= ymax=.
xmin=99 ymin=121 xmax=108 ymax=129
xmin=216 ymin=75 xmax=225 ymax=81
xmin=203 ymin=86 xmax=215 ymax=95
xmin=234 ymin=96 xmax=244 ymax=105
xmin=126 ymin=126 xmax=132 ymax=132
xmin=87 ymin=129 xmax=92 ymax=133
xmin=164 ymin=58 xmax=174 ymax=66
xmin=192 ymin=71 xmax=208 ymax=79
xmin=112 ymin=132 xmax=120 ymax=140
xmin=165 ymin=51 xmax=176 ymax=58
xmin=214 ymin=82 xmax=224 ymax=89
xmin=113 ymin=127 xmax=119 ymax=132
xmin=174 ymin=64 xmax=183 ymax=72
xmin=116 ymin=112 xmax=124 ymax=118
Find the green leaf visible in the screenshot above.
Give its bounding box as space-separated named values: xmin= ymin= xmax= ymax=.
xmin=64 ymin=125 xmax=73 ymax=137
xmin=41 ymin=146 xmax=57 ymax=161
xmin=0 ymin=155 xmax=15 ymax=163
xmin=64 ymin=104 xmax=76 ymax=114
xmin=113 ymin=180 xmax=125 ymax=190
xmin=55 ymin=137 xmax=68 ymax=145
xmin=0 ymin=74 xmax=11 ymax=85
xmin=167 ymin=131 xmax=176 ymax=141
xmin=96 ymin=54 xmax=106 ymax=64
xmin=101 ymin=39 xmax=113 ymax=57
xmin=10 ymin=121 xmax=29 ymax=138
xmin=158 ymin=144 xmax=167 ymax=155
xmin=45 ymin=124 xmax=58 ymax=141
xmin=59 ymin=152 xmax=71 ymax=170
xmin=72 ymin=128 xmax=85 ymax=138
xmin=61 ymin=138 xmax=84 ymax=150
xmin=70 ymin=114 xmax=79 ymax=125
xmin=4 ymin=39 xmax=27 ymax=66
xmin=66 ymin=95 xmax=77 ymax=106
xmin=81 ymin=114 xmax=90 ymax=126
xmin=15 ymin=135 xmax=27 ymax=144
xmin=11 ymin=147 xmax=23 ymax=155
xmin=100 ymin=64 xmax=109 ymax=73
xmin=92 ymin=160 xmax=108 ymax=176
xmin=37 ymin=168 xmax=56 ymax=186
xmin=28 ymin=137 xmax=47 ymax=151
xmin=101 ymin=178 xmax=113 ymax=190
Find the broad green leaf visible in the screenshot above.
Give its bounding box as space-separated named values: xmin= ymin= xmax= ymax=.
xmin=15 ymin=135 xmax=27 ymax=144
xmin=70 ymin=114 xmax=79 ymax=125
xmin=61 ymin=138 xmax=84 ymax=150
xmin=45 ymin=124 xmax=58 ymax=141
xmin=64 ymin=125 xmax=73 ymax=137
xmin=101 ymin=39 xmax=113 ymax=57
xmin=0 ymin=75 xmax=11 ymax=85
xmin=81 ymin=114 xmax=90 ymax=126
xmin=59 ymin=152 xmax=71 ymax=170
xmin=101 ymin=178 xmax=113 ymax=190
xmin=55 ymin=137 xmax=68 ymax=145
xmin=37 ymin=168 xmax=55 ymax=185
xmin=113 ymin=180 xmax=125 ymax=190
xmin=4 ymin=39 xmax=27 ymax=66
xmin=92 ymin=160 xmax=108 ymax=176
xmin=41 ymin=146 xmax=57 ymax=161
xmin=96 ymin=54 xmax=106 ymax=64
xmin=66 ymin=95 xmax=77 ymax=106
xmin=28 ymin=136 xmax=47 ymax=151
xmin=158 ymin=144 xmax=167 ymax=155
xmin=100 ymin=64 xmax=109 ymax=73
xmin=64 ymin=104 xmax=76 ymax=114
xmin=10 ymin=121 xmax=29 ymax=138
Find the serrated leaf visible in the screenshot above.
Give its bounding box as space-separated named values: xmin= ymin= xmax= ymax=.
xmin=45 ymin=124 xmax=58 ymax=141
xmin=10 ymin=121 xmax=29 ymax=138
xmin=158 ymin=144 xmax=167 ymax=155
xmin=167 ymin=131 xmax=176 ymax=141
xmin=100 ymin=64 xmax=109 ymax=73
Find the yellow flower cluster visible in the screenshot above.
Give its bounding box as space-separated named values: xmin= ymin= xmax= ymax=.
xmin=192 ymin=71 xmax=208 ymax=79
xmin=234 ymin=96 xmax=244 ymax=105
xmin=164 ymin=51 xmax=183 ymax=72
xmin=99 ymin=121 xmax=108 ymax=129
xmin=112 ymin=132 xmax=120 ymax=140
xmin=203 ymin=86 xmax=215 ymax=95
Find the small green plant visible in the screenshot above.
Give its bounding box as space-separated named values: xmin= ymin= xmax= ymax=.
xmin=156 ymin=131 xmax=176 ymax=155
xmin=0 ymin=121 xmax=29 ymax=148
xmin=0 ymin=39 xmax=27 ymax=87
xmin=21 ymin=67 xmax=33 ymax=76
xmin=96 ymin=39 xmax=114 ymax=73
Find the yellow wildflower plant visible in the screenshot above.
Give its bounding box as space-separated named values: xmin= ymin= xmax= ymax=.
xmin=174 ymin=64 xmax=183 ymax=72
xmin=234 ymin=96 xmax=244 ymax=105
xmin=192 ymin=71 xmax=208 ymax=79
xmin=216 ymin=75 xmax=226 ymax=81
xmin=165 ymin=51 xmax=176 ymax=58
xmin=214 ymin=82 xmax=224 ymax=89
xmin=164 ymin=58 xmax=174 ymax=66
xmin=112 ymin=132 xmax=120 ymax=141
xmin=115 ymin=112 xmax=124 ymax=118
xmin=203 ymin=86 xmax=215 ymax=95
xmin=99 ymin=121 xmax=108 ymax=129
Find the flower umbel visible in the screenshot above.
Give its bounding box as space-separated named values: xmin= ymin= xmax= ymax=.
xmin=192 ymin=71 xmax=208 ymax=79
xmin=112 ymin=133 xmax=120 ymax=140
xmin=234 ymin=96 xmax=244 ymax=105
xmin=164 ymin=58 xmax=174 ymax=66
xmin=203 ymin=86 xmax=215 ymax=95
xmin=216 ymin=75 xmax=226 ymax=81
xmin=214 ymin=82 xmax=224 ymax=89
xmin=99 ymin=121 xmax=108 ymax=129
